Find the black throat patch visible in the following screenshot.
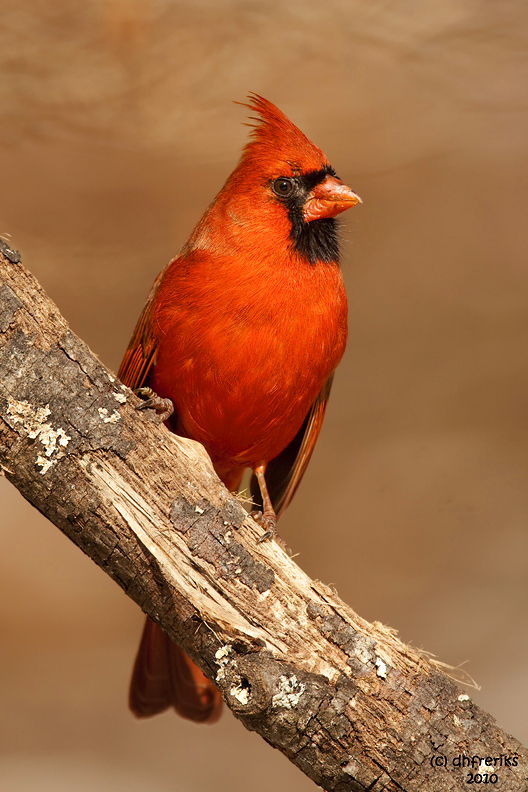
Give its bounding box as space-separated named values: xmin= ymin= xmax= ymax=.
xmin=280 ymin=166 xmax=340 ymax=266
xmin=288 ymin=213 xmax=339 ymax=266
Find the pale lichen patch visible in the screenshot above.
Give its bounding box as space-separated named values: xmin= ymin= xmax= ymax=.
xmin=114 ymin=392 xmax=127 ymax=404
xmin=7 ymin=398 xmax=70 ymax=474
xmin=230 ymin=683 xmax=250 ymax=705
xmin=215 ymin=644 xmax=232 ymax=682
xmin=272 ymin=675 xmax=306 ymax=709
xmin=98 ymin=407 xmax=121 ymax=423
xmin=36 ymin=455 xmax=54 ymax=474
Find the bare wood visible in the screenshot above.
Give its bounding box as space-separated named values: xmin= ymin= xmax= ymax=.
xmin=0 ymin=240 xmax=526 ymax=791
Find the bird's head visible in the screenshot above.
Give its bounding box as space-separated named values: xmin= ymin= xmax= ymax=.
xmin=189 ymin=95 xmax=361 ymax=266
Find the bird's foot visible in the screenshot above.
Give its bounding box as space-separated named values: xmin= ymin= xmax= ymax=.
xmin=134 ymin=387 xmax=174 ymax=423
xmin=250 ymin=510 xmax=291 ymax=554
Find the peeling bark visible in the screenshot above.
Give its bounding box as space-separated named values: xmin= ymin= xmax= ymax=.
xmin=0 ymin=240 xmax=526 ymax=791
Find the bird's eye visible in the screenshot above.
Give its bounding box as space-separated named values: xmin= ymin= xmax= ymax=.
xmin=272 ymin=178 xmax=293 ymax=197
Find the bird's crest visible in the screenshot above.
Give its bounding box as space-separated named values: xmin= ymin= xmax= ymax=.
xmin=238 ymin=93 xmax=330 ymax=174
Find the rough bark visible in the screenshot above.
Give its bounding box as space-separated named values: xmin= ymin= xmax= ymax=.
xmin=0 ymin=239 xmax=526 ymax=792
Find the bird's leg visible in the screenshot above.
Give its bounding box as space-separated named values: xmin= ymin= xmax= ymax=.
xmin=134 ymin=387 xmax=174 ymax=423
xmin=251 ymin=464 xmax=276 ymax=542
xmin=250 ymin=464 xmax=291 ymax=553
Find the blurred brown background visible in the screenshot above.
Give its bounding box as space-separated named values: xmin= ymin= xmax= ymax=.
xmin=1 ymin=1 xmax=528 ymax=789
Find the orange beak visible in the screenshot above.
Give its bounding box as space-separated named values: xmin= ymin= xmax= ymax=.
xmin=302 ymin=175 xmax=362 ymax=223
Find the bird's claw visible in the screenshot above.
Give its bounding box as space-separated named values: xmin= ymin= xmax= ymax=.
xmin=250 ymin=510 xmax=291 ymax=554
xmin=134 ymin=387 xmax=174 ymax=422
xmin=249 ymin=508 xmax=272 ymax=532
xmin=257 ymin=528 xmax=275 ymax=543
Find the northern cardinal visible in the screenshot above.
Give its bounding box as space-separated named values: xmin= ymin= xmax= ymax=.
xmin=119 ymin=95 xmax=361 ymax=723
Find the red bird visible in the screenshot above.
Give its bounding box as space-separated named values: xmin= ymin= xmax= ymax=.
xmin=118 ymin=94 xmax=361 ymax=723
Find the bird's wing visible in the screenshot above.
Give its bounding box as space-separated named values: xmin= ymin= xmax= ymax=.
xmin=250 ymin=373 xmax=335 ymax=519
xmin=117 ymin=271 xmax=164 ymax=390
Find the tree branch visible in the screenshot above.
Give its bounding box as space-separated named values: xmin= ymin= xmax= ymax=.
xmin=0 ymin=240 xmax=526 ymax=791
